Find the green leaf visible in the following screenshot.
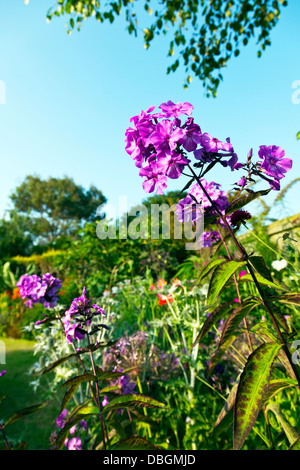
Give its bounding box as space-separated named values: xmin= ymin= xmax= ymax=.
xmin=195 ymin=258 xmax=227 ymax=285
xmin=109 ymin=436 xmax=160 ymax=450
xmin=60 ymin=384 xmax=79 ymax=413
xmin=252 ymin=324 xmax=298 ymax=381
xmin=265 ymin=300 xmax=290 ymax=333
xmin=289 ymin=437 xmax=300 ymax=450
xmin=38 ymin=341 xmax=116 ymax=375
xmin=102 ymin=394 xmax=166 ymax=413
xmin=266 ymin=402 xmax=300 ymax=446
xmin=213 ymin=382 xmax=238 ymax=436
xmin=219 ymin=301 xmax=257 ymax=348
xmin=56 ymin=404 xmax=99 ymax=449
xmin=249 ymin=256 xmax=273 ymax=283
xmin=207 ymin=260 xmax=247 ymax=306
xmin=270 ymin=293 xmax=300 ymax=306
xmin=191 ymin=301 xmax=234 ymax=347
xmin=208 ymin=335 xmax=241 ymax=375
xmin=3 ymin=402 xmax=49 ymax=429
xmin=57 ymin=373 xmax=97 ymax=389
xmin=225 ymin=188 xmax=272 ymax=216
xmin=233 ymin=342 xmax=282 ymax=450
xmin=238 ymin=272 xmax=286 ymax=290
xmin=262 ymin=378 xmax=298 ymax=406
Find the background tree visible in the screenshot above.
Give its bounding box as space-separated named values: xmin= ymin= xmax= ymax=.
xmin=45 ymin=0 xmax=288 ymax=96
xmin=9 ymin=175 xmax=107 ymax=246
xmin=0 ymin=214 xmax=34 ymax=260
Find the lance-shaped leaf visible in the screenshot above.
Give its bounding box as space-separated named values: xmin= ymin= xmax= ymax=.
xmin=251 ymin=324 xmax=297 ymax=381
xmin=262 ymin=378 xmax=298 ymax=407
xmin=56 ymin=404 xmax=99 ymax=449
xmin=60 ymin=384 xmax=79 ymax=413
xmin=57 ymin=373 xmax=97 ymax=389
xmin=219 ymin=301 xmax=258 ymax=348
xmin=194 ymin=258 xmax=227 ymax=285
xmin=109 ymin=436 xmax=161 ymax=450
xmin=38 ymin=341 xmax=116 ymax=376
xmin=268 ymin=293 xmax=300 ymax=307
xmin=208 ymin=334 xmax=242 ymax=375
xmin=207 ymin=260 xmax=247 ymax=306
xmin=192 ymin=301 xmax=234 ymax=348
xmin=238 ymin=272 xmax=286 ymax=290
xmin=213 ymin=381 xmax=239 ymax=437
xmin=249 ymin=256 xmax=273 ymax=283
xmin=102 ymin=394 xmax=166 ymax=413
xmin=233 ymin=341 xmax=282 ymax=450
xmin=3 ymin=402 xmax=49 ymax=429
xmin=225 ymin=188 xmax=272 ymax=216
xmin=264 ymin=299 xmax=290 ymax=333
xmin=289 ymin=438 xmax=300 ymax=450
xmin=266 ymin=402 xmax=300 ymax=446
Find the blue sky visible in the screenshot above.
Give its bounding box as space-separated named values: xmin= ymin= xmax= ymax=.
xmin=0 ymin=0 xmax=299 ymax=223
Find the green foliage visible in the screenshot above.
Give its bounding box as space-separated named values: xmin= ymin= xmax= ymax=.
xmin=9 ymin=175 xmax=106 ymax=244
xmin=45 ymin=0 xmax=288 ymax=96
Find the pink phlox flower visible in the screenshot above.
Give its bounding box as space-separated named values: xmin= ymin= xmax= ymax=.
xmin=158 ymin=100 xmax=194 ymax=118
xmin=200 ymin=133 xmax=233 ymax=153
xmin=258 ymin=145 xmax=292 ymax=180
xmin=179 ymin=117 xmax=202 ymax=152
xmin=139 ymin=161 xmax=168 ymax=194
xmin=156 ymin=152 xmax=190 ymax=179
xmin=149 ymin=119 xmax=186 ymax=156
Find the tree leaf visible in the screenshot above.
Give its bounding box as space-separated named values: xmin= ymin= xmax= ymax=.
xmin=233 ymin=341 xmax=282 ymax=450
xmin=109 ymin=436 xmax=161 ymax=450
xmin=207 ymin=260 xmax=247 ymax=306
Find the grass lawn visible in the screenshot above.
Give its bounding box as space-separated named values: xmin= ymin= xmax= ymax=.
xmin=0 ymin=337 xmax=60 ymax=450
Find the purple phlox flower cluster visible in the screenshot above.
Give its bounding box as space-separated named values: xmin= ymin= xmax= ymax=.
xmin=125 ymin=101 xmax=200 ymax=195
xmin=256 ymin=145 xmax=293 ymax=190
xmin=56 ymin=408 xmax=86 ymax=450
xmin=16 ymin=273 xmax=62 ymax=309
xmin=62 ymin=287 xmax=106 ymax=344
xmin=0 ymin=370 xmax=6 ymax=377
xmin=199 ymin=230 xmax=221 ymax=248
xmin=193 ymin=134 xmax=241 ymax=172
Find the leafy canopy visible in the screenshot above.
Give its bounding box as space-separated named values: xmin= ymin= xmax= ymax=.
xmin=9 ymin=175 xmax=106 ymax=244
xmin=46 ymin=0 xmax=288 ymax=96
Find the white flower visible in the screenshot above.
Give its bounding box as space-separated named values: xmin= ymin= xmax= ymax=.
xmin=272 ymin=259 xmax=288 ymax=271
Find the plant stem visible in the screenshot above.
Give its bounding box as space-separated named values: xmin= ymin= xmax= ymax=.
xmin=187 ymin=165 xmax=300 ymax=388
xmin=0 ymin=425 xmax=10 ymax=450
xmin=86 ymin=330 xmax=106 ymax=450
xmin=215 ymin=224 xmax=253 ymax=354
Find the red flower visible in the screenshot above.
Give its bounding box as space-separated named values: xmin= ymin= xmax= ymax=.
xmin=157 ymin=293 xmax=173 ymax=305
